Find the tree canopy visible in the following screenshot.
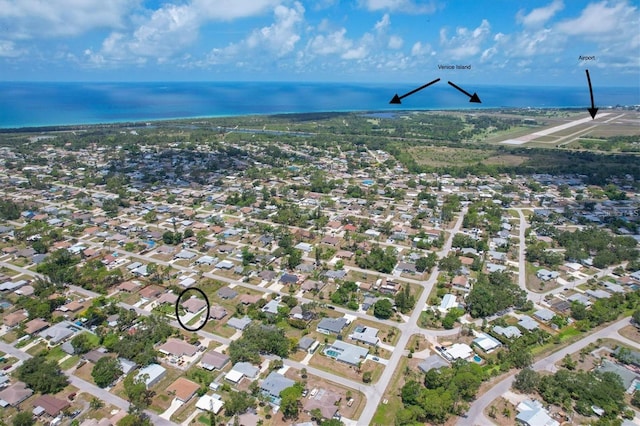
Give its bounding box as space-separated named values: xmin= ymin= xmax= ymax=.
xmin=466 ymin=271 xmax=527 ymax=318
xmin=228 ymin=324 xmax=290 ymax=364
xmin=16 ymin=353 xmax=68 ymax=394
xmin=92 ymin=356 xmax=123 ymax=388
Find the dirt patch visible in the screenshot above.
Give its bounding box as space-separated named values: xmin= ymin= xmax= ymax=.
xmin=618 ymin=325 xmax=640 ymax=344
xmin=484 ymin=397 xmax=518 ymax=426
xmin=309 ymin=350 xmax=383 ymax=384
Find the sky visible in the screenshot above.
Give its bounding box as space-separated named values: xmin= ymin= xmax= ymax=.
xmin=0 ymin=0 xmax=639 ymax=86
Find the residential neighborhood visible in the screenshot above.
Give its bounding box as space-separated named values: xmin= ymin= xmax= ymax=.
xmin=0 ymin=114 xmax=639 ymax=426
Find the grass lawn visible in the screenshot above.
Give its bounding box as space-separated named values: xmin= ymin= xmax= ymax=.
xmin=45 ymin=346 xmax=67 ymax=362
xmin=60 ymin=355 xmax=80 ymax=370
xmin=26 ymin=341 xmax=48 ymax=356
xmin=371 ymin=357 xmax=411 ymax=426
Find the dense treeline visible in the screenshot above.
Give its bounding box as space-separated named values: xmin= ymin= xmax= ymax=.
xmin=227 ymin=324 xmax=290 ymax=364
xmin=514 ymin=367 xmax=628 ymax=420
xmin=466 ymin=271 xmax=528 ymax=318
xmin=558 ymin=228 xmax=638 ymax=268
xmin=399 ymin=360 xmax=486 ymax=424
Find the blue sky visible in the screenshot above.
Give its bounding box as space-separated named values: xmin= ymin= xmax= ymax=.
xmin=1 ymin=0 xmax=638 ymax=85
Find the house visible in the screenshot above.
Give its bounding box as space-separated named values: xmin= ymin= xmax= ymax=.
xmin=518 ymin=316 xmax=540 ymax=331
xmin=260 ymin=372 xmax=295 ymax=402
xmin=298 ymin=337 xmax=318 ymax=353
xmin=567 ymin=293 xmax=591 ymax=307
xmin=451 ymin=275 xmax=470 ymax=292
xmin=597 ymin=359 xmax=640 ymax=394
xmin=3 ymin=309 xmax=27 ymax=327
xmin=303 ymin=388 xmax=341 ymax=420
xmin=217 ymin=287 xmax=238 ymax=299
xmin=200 ymin=351 xmax=230 ymax=371
xmin=239 ymin=294 xmax=261 ymax=305
xmin=515 ymin=399 xmax=559 ymax=426
xmin=323 ymin=341 xmax=368 ymax=366
xmin=32 ymin=394 xmax=70 ymax=417
xmin=316 ymin=317 xmax=348 ymax=335
xmin=59 ymin=300 xmax=83 ymax=313
xmin=209 ymin=306 xmax=228 ymax=320
xmin=258 ymin=270 xmax=277 ymax=282
xmin=493 ymin=325 xmax=522 ymax=339
xmin=167 ymin=377 xmax=200 ymax=402
xmin=84 ymin=349 xmax=110 ymax=364
xmin=39 ymin=321 xmax=78 ymax=344
xmin=226 ymin=362 xmax=260 ymax=383
xmin=261 ymin=300 xmax=281 ymax=316
xmin=196 ymin=255 xmax=216 ymax=265
xmin=586 ymin=289 xmax=611 ymax=300
xmin=280 ymin=273 xmax=299 ymax=285
xmin=175 ymin=250 xmax=197 ymax=260
xmin=438 ymin=294 xmax=459 ymax=313
xmin=418 ymin=354 xmax=449 ymax=373
xmin=442 ymin=343 xmax=474 ymax=361
xmin=196 ymin=394 xmax=224 ymax=414
xmin=158 ymin=338 xmax=198 ymax=357
xmin=139 ymin=285 xmax=163 ymax=300
xmin=118 ymin=358 xmax=137 ymax=375
xmin=117 ymin=281 xmax=140 ymax=293
xmin=533 ymin=308 xmax=555 ymax=323
xmin=0 ymin=382 xmax=33 ymax=407
xmin=215 ymin=260 xmax=234 ymax=269
xmin=536 ymin=269 xmax=559 ymax=281
xmin=135 ymin=364 xmax=166 ymax=388
xmin=182 ymin=297 xmax=207 ymax=313
xmin=472 ymin=332 xmax=502 ymax=353
xmin=157 ymin=292 xmax=178 ymax=305
xmin=301 ymin=280 xmax=325 ymax=292
xmin=349 ymin=326 xmax=380 ymax=346
xmin=227 ymin=316 xmax=252 ymax=330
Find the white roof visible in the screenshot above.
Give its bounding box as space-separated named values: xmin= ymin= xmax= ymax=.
xmin=445 ymin=343 xmax=473 ymax=360
xmin=438 ymin=294 xmax=457 ymax=312
xmin=196 ymin=395 xmax=224 ymax=414
xmin=225 ymin=370 xmax=244 ymax=383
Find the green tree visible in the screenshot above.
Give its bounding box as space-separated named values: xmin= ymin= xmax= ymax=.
xmin=12 ymin=412 xmax=34 ymax=426
xmin=117 ymin=414 xmax=152 ymax=426
xmin=92 ymin=357 xmax=123 ymax=388
xmin=224 ymin=391 xmax=255 ymax=417
xmin=16 ymin=354 xmax=68 ymax=394
xmin=280 ymin=382 xmax=303 ymax=419
xmin=123 ymin=373 xmax=153 ymax=413
xmin=71 ymin=333 xmax=95 ymax=355
xmin=373 ymin=299 xmax=394 ymax=319
xmin=513 ymin=367 xmax=539 ymax=393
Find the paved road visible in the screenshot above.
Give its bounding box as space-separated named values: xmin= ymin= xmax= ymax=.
xmin=359 ymin=207 xmax=467 ymax=426
xmin=0 ymin=341 xmax=31 ymax=361
xmin=459 ymin=317 xmax=636 ymax=426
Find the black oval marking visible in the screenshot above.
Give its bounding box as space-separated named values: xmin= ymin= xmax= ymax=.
xmin=175 ymin=287 xmax=210 ymax=332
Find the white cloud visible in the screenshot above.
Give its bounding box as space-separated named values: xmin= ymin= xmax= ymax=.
xmin=245 ymin=2 xmax=304 ymax=57
xmin=0 ymin=0 xmax=137 ymax=38
xmin=388 ymin=35 xmax=403 ymax=49
xmin=0 ymin=39 xmax=25 ymax=57
xmin=375 ymin=14 xmax=391 ymax=32
xmin=85 ymin=0 xmax=283 ymax=66
xmin=516 ymin=0 xmax=564 ymax=27
xmin=308 ymin=29 xmax=353 ymax=55
xmin=439 ymin=19 xmax=491 ymax=60
xmin=410 ymin=41 xmax=433 ymax=56
xmin=359 ymin=0 xmax=438 ymax=14
xmin=556 ymin=1 xmax=636 ymax=36
xmin=192 ymin=0 xmax=282 ymax=21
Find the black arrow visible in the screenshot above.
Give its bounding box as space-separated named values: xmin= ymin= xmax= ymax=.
xmin=447 ymin=81 xmax=481 ymax=103
xmin=585 ymin=69 xmax=598 ymax=119
xmin=389 ymin=78 xmax=441 ymax=104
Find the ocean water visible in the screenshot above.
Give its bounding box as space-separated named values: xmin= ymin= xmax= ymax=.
xmin=0 ymin=81 xmax=638 ymax=129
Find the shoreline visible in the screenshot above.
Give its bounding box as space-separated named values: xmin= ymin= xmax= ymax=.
xmin=1 ymin=105 xmax=636 ymax=132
